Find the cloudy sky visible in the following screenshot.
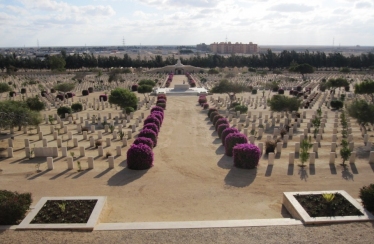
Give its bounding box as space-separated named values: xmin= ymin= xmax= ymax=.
xmin=0 ymin=0 xmax=373 ymax=47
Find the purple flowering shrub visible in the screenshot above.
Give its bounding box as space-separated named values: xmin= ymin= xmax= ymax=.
xmin=215 ymin=118 xmax=229 ymax=131
xmin=203 ymin=103 xmax=209 ymax=109
xmin=157 ymin=95 xmax=167 ymax=101
xmin=212 ymin=114 xmax=224 ymax=126
xmin=198 ymin=97 xmax=207 ymax=105
xmin=209 ymin=111 xmax=219 ymax=122
xmin=131 ymin=84 xmax=138 ymax=91
xmin=217 ymin=124 xmax=230 ymax=138
xmin=151 ymin=106 xmax=164 ymax=114
xmin=99 ymin=94 xmax=107 ymax=101
xmin=143 ymin=123 xmax=159 ymax=135
xmin=138 ymin=129 xmax=158 ymax=147
xmin=82 ymin=90 xmax=89 ymax=96
xmin=151 ymin=110 xmax=164 ymax=120
xmin=157 ymin=98 xmax=166 ymax=104
xmin=208 ymin=108 xmax=218 ymax=118
xmin=221 ymin=128 xmax=239 ymax=146
xmin=224 ymin=133 xmax=248 ymax=157
xmin=133 ymin=137 xmax=154 ymax=149
xmin=151 ymin=112 xmax=163 ymax=125
xmin=144 ymin=116 xmax=161 ymax=129
xmin=127 ymin=143 xmax=154 ymax=170
xmin=233 ymin=144 xmax=261 ymax=169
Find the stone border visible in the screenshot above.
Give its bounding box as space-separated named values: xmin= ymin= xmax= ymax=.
xmin=283 ymin=190 xmax=374 ymax=224
xmin=17 ymin=196 xmax=106 ymax=231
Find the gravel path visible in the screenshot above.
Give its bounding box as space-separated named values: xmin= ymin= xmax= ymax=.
xmin=1 ymin=222 xmax=374 ymax=244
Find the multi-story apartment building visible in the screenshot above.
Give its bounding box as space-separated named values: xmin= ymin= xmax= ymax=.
xmin=209 ymin=42 xmax=258 ymax=54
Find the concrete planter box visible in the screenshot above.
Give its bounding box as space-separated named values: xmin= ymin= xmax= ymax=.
xmin=17 ymin=196 xmax=106 ymax=231
xmin=283 ymin=190 xmax=374 ymax=224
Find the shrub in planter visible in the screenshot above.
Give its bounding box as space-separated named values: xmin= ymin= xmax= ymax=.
xmin=208 ymin=108 xmax=218 ymax=118
xmin=330 ymin=100 xmax=343 ymax=110
xmin=138 ymin=128 xmax=158 ymax=147
xmin=265 ymin=140 xmax=276 ymax=155
xmin=71 ymin=103 xmax=83 ymax=112
xmin=217 ymin=123 xmax=230 ymax=138
xmin=56 ymin=94 xmax=64 ymax=100
xmin=151 ymin=112 xmax=163 ymax=125
xmin=21 ymin=88 xmax=27 ymax=94
xmin=225 ymin=133 xmax=248 ymax=157
xmin=131 ymin=84 xmax=138 ymax=91
xmin=133 ymin=137 xmax=154 ymax=149
xmin=215 ymin=118 xmax=229 ymax=131
xmin=99 ymin=95 xmax=108 ymax=102
xmin=359 ymin=184 xmax=374 ymax=214
xmin=209 ymin=111 xmax=219 ymax=122
xmin=278 ymin=89 xmax=284 ymax=94
xmin=151 ymin=106 xmax=164 ymax=114
xmin=82 ymin=90 xmax=89 ymax=96
xmin=203 ymin=103 xmax=209 ymax=109
xmin=156 ymin=102 xmax=166 ymax=109
xmin=233 ymin=143 xmax=261 ymax=169
xmin=57 ymin=106 xmax=72 ymax=118
xmin=50 ymin=88 xmax=56 ymax=93
xmin=88 ymin=87 xmax=94 ymax=93
xmin=251 ymin=89 xmax=257 ymax=94
xmin=144 ymin=116 xmax=161 ymax=129
xmin=221 ymin=127 xmax=239 ymax=146
xmin=127 ymin=143 xmax=154 ymax=170
xmin=0 ymin=190 xmax=32 ymax=225
xmin=198 ymin=97 xmax=207 ymax=104
xmin=143 ymin=123 xmax=159 ymax=135
xmin=235 ymin=105 xmax=248 ymax=114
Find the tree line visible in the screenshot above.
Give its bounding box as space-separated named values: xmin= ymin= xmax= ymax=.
xmin=0 ymin=50 xmax=373 ymax=72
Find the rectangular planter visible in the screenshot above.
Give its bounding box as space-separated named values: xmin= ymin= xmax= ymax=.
xmin=283 ymin=190 xmax=374 ymax=224
xmin=17 ymin=196 xmax=106 ymax=231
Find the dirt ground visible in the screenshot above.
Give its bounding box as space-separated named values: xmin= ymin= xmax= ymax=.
xmin=0 ymin=75 xmax=373 ymax=224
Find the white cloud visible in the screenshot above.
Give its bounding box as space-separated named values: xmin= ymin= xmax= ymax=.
xmin=268 ymin=3 xmax=315 ymax=12
xmin=355 ymin=1 xmax=372 ymax=8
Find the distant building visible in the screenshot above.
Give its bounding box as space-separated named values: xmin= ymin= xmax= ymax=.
xmin=209 ymin=42 xmax=258 ymax=54
xmin=196 ymin=43 xmax=209 ymax=52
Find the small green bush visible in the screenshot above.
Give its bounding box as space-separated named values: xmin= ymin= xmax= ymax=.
xmin=71 ymin=103 xmax=83 ymax=112
xmin=235 ymin=105 xmax=248 ymax=114
xmin=330 ymin=100 xmax=344 ymax=110
xmin=359 ymin=184 xmax=374 ymax=214
xmin=57 ymin=106 xmax=72 ymax=118
xmin=265 ymin=140 xmax=276 ymax=155
xmin=251 ymin=89 xmax=257 ymax=94
xmin=125 ymin=107 xmax=134 ymax=114
xmin=0 ymin=190 xmax=32 ymax=225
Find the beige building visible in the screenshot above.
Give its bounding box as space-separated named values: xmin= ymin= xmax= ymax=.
xmin=209 ymin=42 xmax=258 ymax=54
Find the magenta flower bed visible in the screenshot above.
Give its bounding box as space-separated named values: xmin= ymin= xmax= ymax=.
xmin=152 ymin=111 xmax=164 ymax=121
xmin=221 ymin=128 xmax=239 ymax=146
xmin=217 ymin=124 xmax=230 ymax=138
xmin=56 ymin=94 xmax=64 ymax=101
xmin=203 ymin=103 xmax=209 ymax=109
xmin=151 ymin=112 xmax=163 ymax=125
xmin=138 ymin=129 xmax=158 ymax=147
xmin=131 ymin=84 xmax=138 ymax=91
xmin=212 ymin=114 xmax=224 ymax=126
xmin=99 ymin=95 xmax=108 ymax=101
xmin=133 ymin=137 xmax=154 ymax=149
xmin=208 ymin=108 xmax=218 ymax=118
xmin=66 ymin=92 xmax=75 ymax=98
xmin=127 ymin=143 xmax=154 ymax=170
xmin=143 ymin=123 xmax=159 ymax=135
xmin=198 ymin=97 xmax=207 ymax=104
xmin=209 ymin=111 xmax=219 ymax=122
xmin=233 ymin=144 xmax=261 ymax=169
xmin=144 ymin=116 xmax=161 ymax=129
xmin=157 ymin=98 xmax=166 ymax=104
xmin=224 ymin=133 xmax=248 ymax=157
xmin=157 ymin=95 xmax=167 ymax=101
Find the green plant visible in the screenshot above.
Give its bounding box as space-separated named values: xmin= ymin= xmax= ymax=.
xmin=322 ymin=193 xmax=335 ymax=203
xmin=359 ymin=184 xmax=374 ymax=214
xmin=71 ymin=103 xmax=83 ymax=112
xmin=109 ymin=125 xmax=115 ymax=133
xmin=77 ymin=161 xmax=82 ymax=171
xmin=0 ymin=190 xmax=32 ymax=225
xmin=95 ymin=140 xmax=102 ymax=148
xmin=340 ymin=147 xmax=351 ymax=166
xmin=106 ymin=151 xmax=112 ymax=158
xmin=265 ymin=140 xmax=276 ymax=155
xmin=57 ymin=201 xmax=66 ymax=212
xmin=330 ymin=100 xmax=344 ymax=110
xmin=125 ymin=107 xmax=134 ymax=114
xmin=299 ymin=136 xmax=313 ymax=167
xmin=235 ymin=105 xmax=248 ymax=114
xmin=57 ymin=106 xmax=72 ymax=118
xmin=70 ymin=151 xmax=75 ymax=158
xmin=118 ymin=130 xmax=125 ymax=140
xmin=48 ymin=115 xmax=55 ymax=125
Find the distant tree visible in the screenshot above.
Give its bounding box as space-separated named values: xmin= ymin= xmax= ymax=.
xmin=347 ymin=100 xmax=374 ymax=126
xmin=210 ymin=79 xmax=250 ymax=105
xmin=354 ymin=79 xmax=374 ymax=103
xmin=48 ymin=55 xmax=66 ymax=71
xmin=340 ymin=67 xmax=351 ymax=73
xmin=0 ymin=83 xmax=12 ymax=93
xmin=289 ymin=63 xmax=315 ymax=79
xmin=53 ymin=82 xmax=75 ymax=93
xmin=108 ymin=88 xmax=138 ymax=110
xmin=268 ymin=95 xmax=301 ymax=113
xmin=326 ymin=78 xmax=349 ymax=91
xmin=138 ymin=79 xmax=156 ymax=87
xmin=137 ymin=85 xmax=153 ymax=102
